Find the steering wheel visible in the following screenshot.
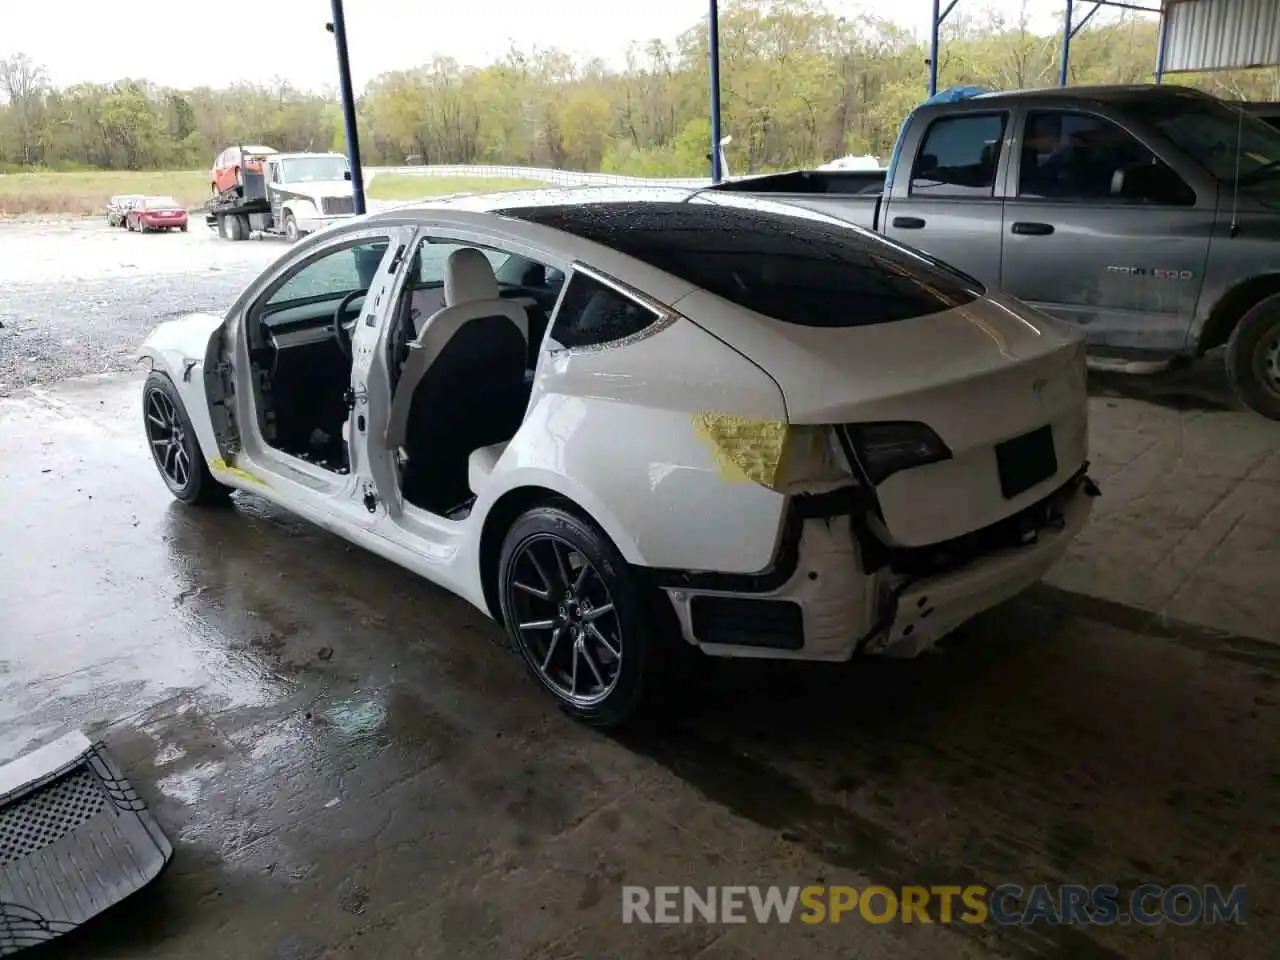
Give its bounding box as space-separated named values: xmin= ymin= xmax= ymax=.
xmin=332 ymin=289 xmax=367 ymax=358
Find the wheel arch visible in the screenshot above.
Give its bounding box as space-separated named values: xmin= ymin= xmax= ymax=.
xmin=477 ymin=482 xmax=641 ymax=624
xmin=1197 ymin=274 xmax=1280 ymax=354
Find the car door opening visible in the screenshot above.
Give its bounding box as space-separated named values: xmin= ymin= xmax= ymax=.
xmin=384 ymin=240 xmax=562 ymax=518
xmin=247 ymin=239 xmax=390 ymax=473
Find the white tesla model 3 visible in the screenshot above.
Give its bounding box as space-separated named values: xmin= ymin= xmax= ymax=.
xmin=139 ymin=186 xmax=1098 ymax=727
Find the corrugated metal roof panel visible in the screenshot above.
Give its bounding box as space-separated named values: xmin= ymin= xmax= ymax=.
xmin=1162 ymin=0 xmax=1280 ymax=73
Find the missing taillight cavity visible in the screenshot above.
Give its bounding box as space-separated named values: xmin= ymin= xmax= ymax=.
xmin=839 ymin=421 xmax=952 ymax=486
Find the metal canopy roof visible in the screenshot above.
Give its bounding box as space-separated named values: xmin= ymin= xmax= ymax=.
xmin=1161 ymin=0 xmax=1280 ymax=73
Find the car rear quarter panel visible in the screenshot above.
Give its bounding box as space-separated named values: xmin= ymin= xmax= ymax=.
xmin=477 ymin=315 xmax=792 ymax=573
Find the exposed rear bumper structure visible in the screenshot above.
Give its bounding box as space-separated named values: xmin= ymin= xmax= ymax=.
xmin=657 ymin=469 xmax=1097 ymax=661
xmin=0 ymin=732 xmax=172 ymax=956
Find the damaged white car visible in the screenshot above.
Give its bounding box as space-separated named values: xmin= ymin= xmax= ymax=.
xmin=139 ymin=187 xmax=1098 ymax=727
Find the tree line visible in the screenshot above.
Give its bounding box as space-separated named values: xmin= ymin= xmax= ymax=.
xmin=3 ymin=0 xmax=1279 ymax=177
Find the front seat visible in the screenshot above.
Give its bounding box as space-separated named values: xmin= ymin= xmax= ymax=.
xmin=385 ymin=247 xmax=529 ymax=512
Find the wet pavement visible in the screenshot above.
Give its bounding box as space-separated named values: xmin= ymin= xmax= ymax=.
xmin=2 ymin=371 xmax=1278 ymax=960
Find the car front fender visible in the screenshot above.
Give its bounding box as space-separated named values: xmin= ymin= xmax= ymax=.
xmin=138 ymin=313 xmax=225 ymax=463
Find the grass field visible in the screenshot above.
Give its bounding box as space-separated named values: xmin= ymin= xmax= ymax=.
xmin=0 ymin=170 xmax=210 ymax=217
xmin=0 ymin=170 xmax=550 ymax=218
xmin=365 ymin=174 xmax=548 ymax=200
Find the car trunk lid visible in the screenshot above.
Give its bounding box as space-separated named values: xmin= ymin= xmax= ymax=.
xmin=676 ymin=289 xmax=1089 ymax=546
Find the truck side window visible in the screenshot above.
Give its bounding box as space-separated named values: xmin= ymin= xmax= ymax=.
xmin=910 ymin=113 xmax=1007 ymax=198
xmin=1018 ymin=111 xmax=1195 ymax=206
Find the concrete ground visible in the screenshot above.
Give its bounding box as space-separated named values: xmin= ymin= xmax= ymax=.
xmin=1 ymin=366 xmax=1278 ymax=960
xmin=2 ymin=219 xmax=1279 ymax=958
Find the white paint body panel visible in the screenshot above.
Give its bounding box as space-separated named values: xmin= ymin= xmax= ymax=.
xmin=137 ymin=311 xmax=225 ymax=460
xmin=482 ymin=313 xmax=790 ymax=573
xmin=675 ymin=288 xmax=1090 ymax=547
xmin=139 ymin=191 xmax=1095 ymax=664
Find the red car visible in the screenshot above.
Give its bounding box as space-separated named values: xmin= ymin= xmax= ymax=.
xmin=126 ymin=196 xmax=189 ymax=233
xmin=211 ymin=144 xmax=277 ymax=196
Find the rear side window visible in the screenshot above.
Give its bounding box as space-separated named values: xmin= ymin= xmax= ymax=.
xmin=1019 ymin=111 xmax=1195 ymax=206
xmin=550 ymin=272 xmax=661 ymax=348
xmin=911 ymin=113 xmax=1007 ymax=198
xmin=501 ymin=202 xmax=981 ymax=329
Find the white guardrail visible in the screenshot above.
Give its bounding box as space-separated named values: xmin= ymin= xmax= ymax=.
xmin=365 ymin=163 xmax=713 ymax=190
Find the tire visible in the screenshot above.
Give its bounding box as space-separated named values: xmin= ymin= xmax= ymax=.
xmin=180 ymin=224 xmax=188 ymax=232
xmin=221 ymin=214 xmax=244 ymax=241
xmin=142 ymin=372 xmax=232 ymax=507
xmin=498 ymin=504 xmax=667 ymax=729
xmin=283 ymin=212 xmax=299 ymax=243
xmin=1225 ymin=293 xmax=1280 ymax=420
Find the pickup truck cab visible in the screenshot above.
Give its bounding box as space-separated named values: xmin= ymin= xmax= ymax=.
xmin=714 ymin=85 xmax=1280 ymax=419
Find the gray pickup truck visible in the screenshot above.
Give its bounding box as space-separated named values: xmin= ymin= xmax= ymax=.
xmin=712 ymin=84 xmax=1280 ymax=419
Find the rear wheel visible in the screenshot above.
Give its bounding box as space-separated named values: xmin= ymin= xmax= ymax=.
xmin=142 ymin=372 xmax=232 ymax=507
xmin=1225 ymin=293 xmax=1280 ymax=420
xmin=220 ymin=214 xmax=245 ymax=241
xmin=499 ymin=505 xmax=664 ymax=729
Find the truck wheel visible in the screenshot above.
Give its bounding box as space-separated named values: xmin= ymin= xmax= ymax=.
xmin=1225 ymin=293 xmax=1280 ymax=420
xmin=283 ymin=213 xmax=299 ymax=243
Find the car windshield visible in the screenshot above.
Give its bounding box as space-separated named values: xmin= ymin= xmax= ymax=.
xmin=144 ymin=196 xmax=180 ymax=209
xmin=1142 ymin=95 xmax=1280 ymax=185
xmin=280 ymin=157 xmax=349 ymax=182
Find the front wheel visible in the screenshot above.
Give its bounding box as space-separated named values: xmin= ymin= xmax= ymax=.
xmin=1225 ymin=293 xmax=1280 ymax=420
xmin=283 ymin=212 xmax=299 ymax=242
xmin=498 ymin=505 xmax=664 ymax=729
xmin=142 ymin=372 xmax=232 ymax=506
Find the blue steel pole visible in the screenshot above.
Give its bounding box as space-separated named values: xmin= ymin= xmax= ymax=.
xmin=328 ymin=0 xmax=367 ymax=215
xmin=1059 ymin=0 xmax=1073 ymax=87
xmin=709 ymin=0 xmax=723 ymax=182
xmin=928 ymin=0 xmax=940 ymax=96
xmin=1154 ymin=7 xmax=1169 ymax=83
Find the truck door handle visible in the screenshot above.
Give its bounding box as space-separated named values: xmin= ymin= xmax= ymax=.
xmin=1011 ymin=221 xmax=1054 ymax=236
xmin=892 ymin=216 xmax=926 ymax=229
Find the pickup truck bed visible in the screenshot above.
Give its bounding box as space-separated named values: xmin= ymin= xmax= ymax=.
xmin=713 ymin=170 xmax=884 ymax=230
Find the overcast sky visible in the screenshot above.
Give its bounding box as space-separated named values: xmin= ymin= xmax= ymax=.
xmin=7 ymin=0 xmax=1147 ymax=91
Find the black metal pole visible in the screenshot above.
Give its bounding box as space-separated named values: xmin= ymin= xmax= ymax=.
xmin=327 ymin=0 xmax=366 ymax=215
xmin=708 ymin=0 xmax=723 ymax=183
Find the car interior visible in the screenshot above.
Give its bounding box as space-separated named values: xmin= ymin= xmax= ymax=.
xmin=385 ymin=242 xmax=563 ymax=517
xmin=247 ymin=237 xmax=563 ymax=519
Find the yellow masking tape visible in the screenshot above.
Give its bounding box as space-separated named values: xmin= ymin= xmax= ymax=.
xmin=209 ymin=458 xmax=267 ymax=486
xmin=692 ymin=413 xmax=789 ymax=487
